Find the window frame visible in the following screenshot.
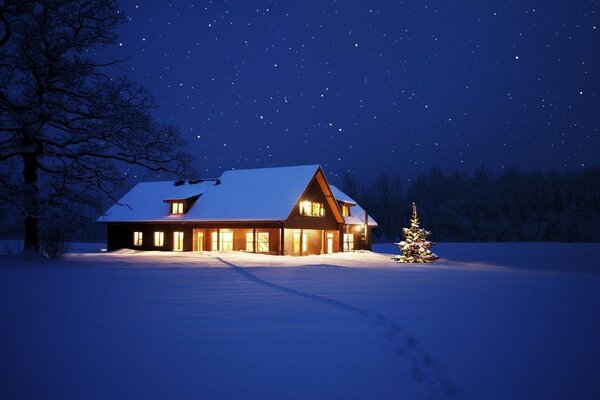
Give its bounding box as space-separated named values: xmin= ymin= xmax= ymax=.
xmin=220 ymin=231 xmax=234 ymax=251
xmin=341 ymin=205 xmax=350 ymax=217
xmin=133 ymin=231 xmax=143 ymax=246
xmin=257 ymin=232 xmax=269 ymax=252
xmin=154 ymin=231 xmax=164 ymax=247
xmin=299 ymin=201 xmax=325 ymax=217
xmin=292 ymin=231 xmax=308 ymax=254
xmin=171 ymin=201 xmax=184 ymax=215
xmin=173 ymin=231 xmax=184 ymax=251
xmin=245 ymin=232 xmax=254 ymax=252
xmin=343 ymin=233 xmax=354 ymax=252
xmin=211 ymin=231 xmax=218 ymax=251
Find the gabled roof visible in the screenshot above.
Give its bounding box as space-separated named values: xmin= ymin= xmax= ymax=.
xmin=98 ymin=165 xmax=376 ymax=225
xmin=185 ymin=165 xmax=324 ymax=221
xmin=329 ymin=185 xmax=378 ymax=227
xmin=99 ymin=165 xmax=336 ymax=223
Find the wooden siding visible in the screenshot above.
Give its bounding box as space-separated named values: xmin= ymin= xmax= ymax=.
xmin=284 ymin=175 xmax=341 ymax=231
xmin=107 ymin=222 xmax=193 ymax=251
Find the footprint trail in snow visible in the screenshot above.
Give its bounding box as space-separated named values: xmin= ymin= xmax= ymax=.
xmin=216 ymin=256 xmax=461 ymax=400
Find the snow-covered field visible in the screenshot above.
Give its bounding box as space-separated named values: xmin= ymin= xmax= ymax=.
xmin=1 ymin=243 xmax=599 ymax=400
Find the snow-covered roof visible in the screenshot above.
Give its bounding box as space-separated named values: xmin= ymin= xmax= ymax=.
xmin=99 ymin=165 xmax=325 ymax=222
xmin=184 ymin=165 xmax=321 ymax=221
xmin=97 ymin=180 xmax=215 ymax=222
xmin=329 ymin=186 xmax=356 ymax=205
xmin=98 ymin=165 xmax=376 ymax=225
xmin=329 ymin=185 xmax=378 ymax=227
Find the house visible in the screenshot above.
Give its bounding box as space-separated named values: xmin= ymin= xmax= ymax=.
xmin=98 ymin=165 xmax=377 ymax=255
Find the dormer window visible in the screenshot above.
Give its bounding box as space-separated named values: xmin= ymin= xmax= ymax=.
xmin=164 ymin=194 xmax=200 ymax=216
xmin=171 ymin=202 xmax=184 ymax=214
xmin=299 ymin=201 xmax=325 ymax=217
xmin=341 ymin=205 xmax=350 ymax=216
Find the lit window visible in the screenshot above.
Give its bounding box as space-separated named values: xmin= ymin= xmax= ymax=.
xmin=211 ymin=231 xmax=218 ymax=251
xmin=220 ymin=231 xmax=233 ymax=251
xmin=342 ymin=205 xmax=350 ymax=216
xmin=299 ymin=201 xmax=311 ymax=215
xmin=246 ymin=232 xmax=254 ymax=252
xmin=292 ymin=231 xmax=308 ymax=254
xmin=171 ymin=202 xmax=184 ymax=214
xmin=154 ymin=231 xmax=164 ymax=247
xmin=312 ymin=202 xmax=320 ymax=216
xmin=257 ymin=232 xmax=269 ymax=252
xmin=133 ymin=231 xmax=143 ymax=246
xmin=299 ymin=201 xmax=325 ymax=217
xmin=173 ymin=231 xmax=184 ymax=251
xmin=196 ymin=232 xmax=204 ymax=251
xmin=343 ymin=233 xmax=354 ymax=252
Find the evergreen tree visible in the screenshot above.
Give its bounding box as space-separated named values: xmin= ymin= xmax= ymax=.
xmin=393 ymin=202 xmax=439 ymax=263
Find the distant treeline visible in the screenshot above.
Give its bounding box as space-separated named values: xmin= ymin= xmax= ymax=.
xmin=341 ymin=167 xmax=600 ymax=242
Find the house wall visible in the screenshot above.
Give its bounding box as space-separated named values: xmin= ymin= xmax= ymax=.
xmin=281 ymin=228 xmax=338 ymax=255
xmin=106 ymin=223 xmax=194 ymax=251
xmin=284 ymin=176 xmax=341 ymax=231
xmin=105 ymin=222 xmax=373 ymax=253
xmin=192 ymin=226 xmax=281 ymax=254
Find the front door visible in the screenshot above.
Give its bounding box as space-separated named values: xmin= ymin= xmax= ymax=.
xmin=326 ymin=232 xmax=334 ymax=254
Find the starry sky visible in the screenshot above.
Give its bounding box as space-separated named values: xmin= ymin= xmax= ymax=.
xmin=106 ymin=0 xmax=599 ymax=182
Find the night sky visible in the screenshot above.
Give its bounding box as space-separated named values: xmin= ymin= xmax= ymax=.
xmin=106 ymin=0 xmax=599 ymax=182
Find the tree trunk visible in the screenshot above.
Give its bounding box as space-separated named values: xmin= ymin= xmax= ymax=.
xmin=22 ymin=145 xmax=41 ymax=256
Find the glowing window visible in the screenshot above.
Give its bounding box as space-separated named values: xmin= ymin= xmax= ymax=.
xmin=292 ymin=231 xmax=308 ymax=254
xmin=171 ymin=202 xmax=184 ymax=214
xmin=133 ymin=231 xmax=143 ymax=246
xmin=299 ymin=201 xmax=311 ymax=215
xmin=299 ymin=201 xmax=325 ymax=217
xmin=343 ymin=233 xmax=354 ymax=252
xmin=173 ymin=231 xmax=184 ymax=251
xmin=220 ymin=231 xmax=233 ymax=251
xmin=211 ymin=231 xmax=218 ymax=251
xmin=246 ymin=232 xmax=254 ymax=252
xmin=342 ymin=205 xmax=350 ymax=216
xmin=197 ymin=232 xmax=204 ymax=251
xmin=257 ymin=232 xmax=269 ymax=252
xmin=154 ymin=231 xmax=164 ymax=247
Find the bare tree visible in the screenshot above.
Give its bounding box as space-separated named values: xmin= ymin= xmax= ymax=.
xmin=0 ymin=0 xmax=194 ymax=255
xmin=0 ymin=0 xmax=29 ymax=48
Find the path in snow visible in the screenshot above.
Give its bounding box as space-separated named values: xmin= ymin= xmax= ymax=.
xmin=215 ymin=256 xmax=459 ymax=400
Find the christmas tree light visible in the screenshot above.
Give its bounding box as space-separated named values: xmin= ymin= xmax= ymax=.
xmin=393 ymin=202 xmax=439 ymax=263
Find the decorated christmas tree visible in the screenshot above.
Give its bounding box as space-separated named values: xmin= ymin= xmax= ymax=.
xmin=393 ymin=202 xmax=439 ymax=263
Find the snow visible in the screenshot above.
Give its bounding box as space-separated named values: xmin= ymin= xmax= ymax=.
xmin=185 ymin=164 xmax=320 ymax=221
xmin=97 ymin=180 xmax=215 ymax=222
xmin=98 ymin=165 xmax=326 ymax=223
xmin=1 ymin=243 xmax=599 ymax=399
xmin=329 ymin=185 xmax=378 ymax=226
xmin=328 ymin=186 xmax=356 ymax=204
xmin=97 ymin=165 xmax=377 ymax=226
